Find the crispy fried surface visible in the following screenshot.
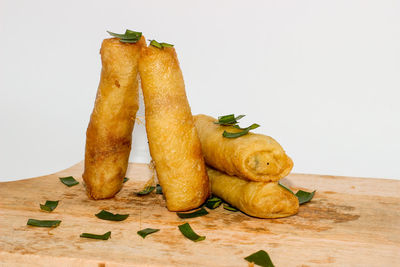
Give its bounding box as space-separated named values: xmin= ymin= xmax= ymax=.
xmin=83 ymin=37 xmax=145 ymax=199
xmin=207 ymin=167 xmax=299 ymax=218
xmin=139 ymin=46 xmax=209 ymax=211
xmin=194 ymin=114 xmax=294 ymax=182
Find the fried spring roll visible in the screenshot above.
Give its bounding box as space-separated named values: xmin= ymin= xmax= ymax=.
xmin=207 ymin=167 xmax=299 ymax=218
xmin=139 ymin=45 xmax=209 ymax=211
xmin=194 ymin=114 xmax=293 ymax=182
xmin=83 ymin=37 xmax=145 ymax=199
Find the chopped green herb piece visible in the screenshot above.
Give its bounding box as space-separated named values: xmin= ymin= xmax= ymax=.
xmin=178 ymin=223 xmax=205 ymax=242
xmin=95 ymin=210 xmax=129 ymax=221
xmin=223 ymin=203 xmax=238 ymax=212
xmin=150 ymin=40 xmax=174 ymax=49
xmin=244 ymin=250 xmax=275 ymax=267
xmin=27 ymin=219 xmax=61 ymax=228
xmin=214 ymin=114 xmax=245 ymax=125
xmin=59 ymin=176 xmax=79 ymax=187
xmin=279 ymin=183 xmax=315 ymax=204
xmin=80 ymin=231 xmax=111 ymax=240
xmin=150 ymin=40 xmax=162 ymax=48
xmin=107 ymin=29 xmax=142 ymax=43
xmin=232 ymin=123 xmax=259 ymax=130
xmin=123 ymin=177 xmax=129 ymax=183
xmin=223 ymin=123 xmax=260 ymax=138
xmin=137 ymin=228 xmax=160 ymax=239
xmin=278 ymin=183 xmax=295 ymax=195
xmin=205 ymin=196 xmax=222 ymax=209
xmin=40 ymin=200 xmax=59 ymax=212
xmin=156 ymin=184 xmax=163 ymax=194
xmin=177 ymin=208 xmax=209 ymax=219
xmin=296 ymin=190 xmax=316 ymax=204
xmin=160 ymin=42 xmax=174 ymax=47
xmin=136 ymin=186 xmax=155 ymax=196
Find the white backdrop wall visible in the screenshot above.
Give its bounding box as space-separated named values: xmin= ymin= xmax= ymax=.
xmin=0 ymin=0 xmax=399 ymax=181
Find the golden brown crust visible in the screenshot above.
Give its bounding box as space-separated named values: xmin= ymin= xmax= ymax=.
xmin=207 ymin=167 xmax=299 ymax=218
xmin=82 ymin=37 xmax=146 ymax=199
xmin=194 ymin=114 xmax=293 ymax=182
xmin=139 ymin=45 xmax=210 ymax=211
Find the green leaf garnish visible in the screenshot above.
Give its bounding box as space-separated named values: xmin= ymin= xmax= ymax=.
xmin=223 ymin=203 xmax=238 ymax=212
xmin=137 ymin=228 xmax=160 ymax=239
xmin=160 ymin=42 xmax=174 ymax=47
xmin=177 ymin=208 xmax=209 ymax=219
xmin=150 ymin=40 xmax=174 ymax=49
xmin=107 ymin=29 xmax=142 ymax=43
xmin=95 ymin=210 xmax=129 ymax=221
xmin=178 ymin=223 xmax=205 ymax=242
xmin=40 ymin=200 xmax=59 ymax=212
xmin=136 ymin=186 xmax=155 ymax=196
xmin=205 ymin=196 xmax=222 ymax=209
xmin=80 ymin=231 xmax=111 ymax=240
xmin=279 ymin=183 xmax=316 ymax=204
xmin=244 ymin=250 xmax=275 ymax=267
xmin=156 ymin=184 xmax=163 ymax=194
xmin=278 ymin=183 xmax=295 ymax=195
xmin=123 ymin=177 xmax=129 ymax=183
xmin=223 ymin=123 xmax=260 ymax=138
xmin=214 ymin=114 xmax=245 ymax=125
xmin=59 ymin=176 xmax=79 ymax=187
xmin=27 ymin=219 xmax=61 ymax=228
xmin=296 ymin=190 xmax=316 ymax=204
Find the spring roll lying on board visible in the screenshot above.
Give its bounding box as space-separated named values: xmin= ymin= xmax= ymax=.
xmin=83 ymin=36 xmax=145 ymax=199
xmin=208 ymin=167 xmax=299 ymax=218
xmin=139 ymin=44 xmax=209 ymax=211
xmin=194 ymin=114 xmax=293 ymax=182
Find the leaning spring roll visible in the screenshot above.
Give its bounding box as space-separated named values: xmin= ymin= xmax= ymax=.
xmin=207 ymin=167 xmax=299 ymax=218
xmin=83 ymin=37 xmax=145 ymax=199
xmin=139 ymin=45 xmax=209 ymax=211
xmin=194 ymin=114 xmax=293 ymax=182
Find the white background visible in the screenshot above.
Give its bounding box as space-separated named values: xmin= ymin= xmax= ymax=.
xmin=0 ymin=0 xmax=399 ymax=182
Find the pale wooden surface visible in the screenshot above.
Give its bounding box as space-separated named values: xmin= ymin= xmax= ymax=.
xmin=0 ymin=162 xmax=399 ymax=267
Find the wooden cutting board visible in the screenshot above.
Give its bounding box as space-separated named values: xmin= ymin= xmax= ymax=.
xmin=0 ymin=162 xmax=399 ymax=267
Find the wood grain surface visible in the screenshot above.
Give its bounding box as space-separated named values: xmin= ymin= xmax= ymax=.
xmin=0 ymin=162 xmax=399 ymax=267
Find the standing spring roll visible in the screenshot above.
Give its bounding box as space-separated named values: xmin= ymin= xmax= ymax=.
xmin=83 ymin=36 xmax=145 ymax=199
xmin=139 ymin=44 xmax=209 ymax=211
xmin=194 ymin=114 xmax=293 ymax=182
xmin=207 ymin=167 xmax=299 ymax=218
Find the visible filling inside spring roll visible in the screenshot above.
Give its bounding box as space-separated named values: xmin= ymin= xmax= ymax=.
xmin=194 ymin=114 xmax=293 ymax=182
xmin=246 ymin=150 xmax=282 ymax=176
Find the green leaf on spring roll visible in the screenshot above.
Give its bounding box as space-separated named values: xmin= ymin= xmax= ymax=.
xmin=80 ymin=231 xmax=111 ymax=240
xmin=244 ymin=250 xmax=275 ymax=267
xmin=296 ymin=190 xmax=316 ymax=204
xmin=150 ymin=40 xmax=174 ymax=49
xmin=160 ymin=42 xmax=174 ymax=47
xmin=205 ymin=196 xmax=222 ymax=209
xmin=214 ymin=114 xmax=245 ymax=125
xmin=137 ymin=228 xmax=160 ymax=239
xmin=40 ymin=200 xmax=59 ymax=212
xmin=223 ymin=123 xmax=260 ymax=138
xmin=123 ymin=177 xmax=129 ymax=183
xmin=136 ymin=186 xmax=155 ymax=196
xmin=59 ymin=176 xmax=79 ymax=187
xmin=178 ymin=223 xmax=205 ymax=242
xmin=27 ymin=219 xmax=61 ymax=228
xmin=177 ymin=208 xmax=209 ymax=219
xmin=95 ymin=210 xmax=129 ymax=221
xmin=223 ymin=203 xmax=238 ymax=212
xmin=107 ymin=29 xmax=142 ymax=43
